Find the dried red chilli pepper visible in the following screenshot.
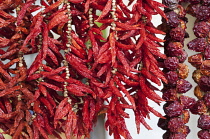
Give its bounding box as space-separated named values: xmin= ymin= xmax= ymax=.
xmin=32 ymin=116 xmax=49 ymax=139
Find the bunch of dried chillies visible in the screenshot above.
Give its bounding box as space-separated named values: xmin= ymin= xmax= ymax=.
xmin=186 ymin=0 xmax=210 ymax=138
xmin=157 ymin=0 xmax=198 ymax=138
xmin=0 ymin=0 xmax=169 ymax=139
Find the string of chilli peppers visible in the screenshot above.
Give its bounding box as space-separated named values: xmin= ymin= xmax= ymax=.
xmin=157 ymin=0 xmax=198 ymax=138
xmin=186 ymin=0 xmax=210 ymax=138
xmin=1 ymin=0 xmax=209 ymax=139
xmin=0 ymin=0 xmax=169 ymax=139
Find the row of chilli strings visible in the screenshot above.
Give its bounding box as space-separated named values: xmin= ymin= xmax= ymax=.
xmin=0 ymin=1 xmax=95 ymax=139
xmin=158 ymin=0 xmax=210 ymax=139
xmin=0 ymin=0 xmax=171 ymax=139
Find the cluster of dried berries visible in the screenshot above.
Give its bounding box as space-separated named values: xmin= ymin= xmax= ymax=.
xmin=0 ymin=0 xmax=169 ymax=139
xmin=186 ymin=0 xmax=210 ymax=138
xmin=157 ymin=0 xmax=197 ymax=138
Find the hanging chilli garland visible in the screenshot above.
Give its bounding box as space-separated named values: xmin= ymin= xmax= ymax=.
xmin=157 ymin=0 xmax=196 ymax=138
xmin=0 ymin=0 xmax=209 ymax=139
xmin=157 ymin=0 xmax=210 ymax=139
xmin=186 ymin=0 xmax=210 ymax=138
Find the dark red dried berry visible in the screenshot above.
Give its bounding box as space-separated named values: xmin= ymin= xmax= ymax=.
xmin=195 ymin=6 xmax=210 ymax=21
xmin=198 ymin=130 xmax=210 ymax=139
xmin=180 ymin=95 xmax=196 ymax=109
xmin=198 ymin=115 xmax=210 ymax=130
xmin=164 ymin=101 xmax=184 ymax=117
xmin=190 ymin=4 xmax=200 ymax=16
xmin=177 ymin=79 xmax=192 ymax=93
xmin=190 ymin=100 xmax=207 ymax=115
xmin=175 ymin=125 xmax=191 ymax=136
xmin=187 ymin=38 xmax=207 ymax=52
xmin=164 ymin=57 xmax=179 ymax=71
xmin=168 ymin=117 xmax=184 ymax=132
xmin=158 ymin=116 xmax=169 ymax=130
xmin=166 ymin=11 xmax=180 ymax=27
xmin=163 ymin=131 xmax=170 ymax=139
xmin=166 ymin=42 xmax=183 ymax=57
xmin=203 ymin=93 xmax=210 ymax=107
xmin=170 ymin=27 xmax=185 ymax=42
xmin=163 ymin=0 xmax=179 ymax=9
xmin=165 ymin=71 xmax=178 ymax=86
xmin=162 ymin=88 xmax=178 ymax=101
xmin=166 ymin=42 xmax=187 ymax=63
xmin=198 ymin=76 xmax=210 ymax=92
xmin=193 ymin=21 xmax=210 ymax=38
